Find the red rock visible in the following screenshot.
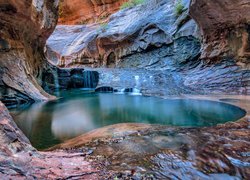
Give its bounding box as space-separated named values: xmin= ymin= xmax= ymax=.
xmin=190 ymin=0 xmax=250 ymax=60
xmin=58 ymin=0 xmax=127 ymax=24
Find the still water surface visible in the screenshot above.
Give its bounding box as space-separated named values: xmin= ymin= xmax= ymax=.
xmin=11 ymin=89 xmax=246 ymax=150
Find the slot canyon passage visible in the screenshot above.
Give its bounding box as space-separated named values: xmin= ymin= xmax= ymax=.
xmin=0 ymin=0 xmax=250 ymax=179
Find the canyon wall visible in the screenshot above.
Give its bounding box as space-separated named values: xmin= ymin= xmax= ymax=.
xmin=47 ymin=0 xmax=196 ymax=68
xmin=1 ymin=0 xmax=250 ymax=106
xmin=46 ymin=0 xmax=250 ymax=95
xmin=58 ymin=0 xmax=127 ymax=24
xmin=190 ymin=0 xmax=250 ymax=60
xmin=0 ymin=0 xmax=59 ymax=106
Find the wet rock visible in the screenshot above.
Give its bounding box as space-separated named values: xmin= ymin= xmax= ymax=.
xmin=69 ymin=69 xmax=85 ymax=88
xmin=95 ymin=86 xmax=115 ymax=92
xmin=55 ymin=116 xmax=250 ymax=179
xmin=68 ymin=70 xmax=99 ymax=89
xmin=42 ymin=67 xmax=99 ymax=92
xmin=117 ymin=36 xmax=201 ymax=69
xmin=0 ymin=102 xmax=32 ymax=151
xmin=94 ymin=56 xmax=250 ymax=95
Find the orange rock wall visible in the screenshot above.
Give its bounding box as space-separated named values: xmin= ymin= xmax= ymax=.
xmin=58 ymin=0 xmax=127 ymax=24
xmin=190 ymin=0 xmax=250 ymax=60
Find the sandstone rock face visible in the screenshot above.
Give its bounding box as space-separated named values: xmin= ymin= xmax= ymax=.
xmin=58 ymin=0 xmax=127 ymax=24
xmin=0 ymin=0 xmax=59 ymax=106
xmin=190 ymin=0 xmax=250 ymax=60
xmin=46 ymin=0 xmax=199 ymax=68
xmin=0 ymin=101 xmax=32 ymax=152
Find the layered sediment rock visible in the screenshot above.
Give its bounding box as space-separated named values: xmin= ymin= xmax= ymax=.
xmin=58 ymin=0 xmax=127 ymax=24
xmin=190 ymin=0 xmax=250 ymax=60
xmin=0 ymin=0 xmax=59 ymax=106
xmin=46 ymin=0 xmax=198 ymax=68
xmin=46 ymin=0 xmax=250 ymax=95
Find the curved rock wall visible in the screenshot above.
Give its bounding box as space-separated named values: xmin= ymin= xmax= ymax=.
xmin=0 ymin=0 xmax=59 ymax=106
xmin=58 ymin=0 xmax=127 ymax=24
xmin=46 ymin=0 xmax=198 ymax=68
xmin=190 ymin=0 xmax=250 ymax=60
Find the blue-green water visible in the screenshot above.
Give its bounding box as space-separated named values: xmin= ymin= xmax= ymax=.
xmin=11 ymin=89 xmax=246 ymax=150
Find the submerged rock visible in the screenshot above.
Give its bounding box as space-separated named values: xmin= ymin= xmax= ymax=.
xmin=95 ymin=86 xmax=115 ymax=92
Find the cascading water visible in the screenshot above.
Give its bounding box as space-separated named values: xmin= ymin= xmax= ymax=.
xmin=69 ymin=69 xmax=99 ymax=89
xmin=52 ymin=69 xmax=60 ymax=96
xmin=131 ymin=75 xmax=142 ymax=95
xmin=82 ymin=71 xmax=99 ymax=89
xmin=112 ymin=76 xmax=142 ymax=95
xmin=115 ymin=88 xmax=126 ymax=94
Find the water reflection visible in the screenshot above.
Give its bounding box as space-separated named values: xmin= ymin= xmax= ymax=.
xmin=51 ymin=101 xmax=94 ymax=139
xmin=10 ymin=90 xmax=246 ymax=150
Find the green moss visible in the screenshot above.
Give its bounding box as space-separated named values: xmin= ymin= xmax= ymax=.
xmin=58 ymin=1 xmax=64 ymax=17
xmin=58 ymin=0 xmax=72 ymax=18
xmin=175 ymin=0 xmax=185 ymax=16
xmin=77 ymin=19 xmax=88 ymax=25
xmin=120 ymin=0 xmax=145 ymax=10
xmin=98 ymin=22 xmax=109 ymax=32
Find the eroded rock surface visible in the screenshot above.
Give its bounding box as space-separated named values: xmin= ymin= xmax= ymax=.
xmin=42 ymin=66 xmax=99 ymax=93
xmin=46 ymin=0 xmax=198 ymax=68
xmin=58 ymin=0 xmax=127 ymax=24
xmin=190 ymin=0 xmax=250 ymax=60
xmin=0 ymin=0 xmax=58 ymax=106
xmin=1 ymin=0 xmax=250 ymax=178
xmin=94 ymin=56 xmax=250 ymax=96
xmin=46 ymin=0 xmax=250 ymax=96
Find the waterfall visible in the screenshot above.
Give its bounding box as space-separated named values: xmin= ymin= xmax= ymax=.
xmin=41 ymin=66 xmax=60 ymax=96
xmin=82 ymin=71 xmax=99 ymax=89
xmin=52 ymin=69 xmax=60 ymax=96
xmin=130 ymin=75 xmax=142 ymax=95
xmin=113 ymin=76 xmax=142 ymax=95
xmin=114 ymin=88 xmax=126 ymax=94
xmin=134 ymin=75 xmax=140 ymax=88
